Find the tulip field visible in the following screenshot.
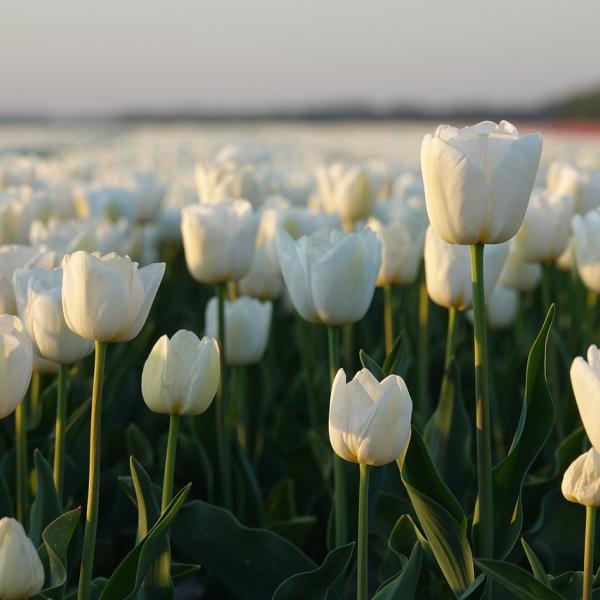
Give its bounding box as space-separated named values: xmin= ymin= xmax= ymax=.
xmin=2 ymin=119 xmax=600 ymax=599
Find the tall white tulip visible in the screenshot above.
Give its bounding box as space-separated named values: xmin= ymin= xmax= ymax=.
xmin=516 ymin=188 xmax=574 ymax=262
xmin=0 ymin=517 xmax=44 ymax=600
xmin=14 ymin=267 xmax=94 ymax=364
xmin=421 ymin=121 xmax=542 ymax=245
xmin=142 ymin=330 xmax=220 ymax=416
xmin=61 ymin=251 xmax=165 ymax=342
xmin=181 ymin=200 xmax=258 ymax=283
xmin=0 ymin=315 xmax=33 ymax=419
xmin=276 ymin=227 xmax=381 ymax=325
xmin=328 ymin=368 xmax=412 ymax=466
xmin=571 ymin=345 xmax=600 ymax=452
xmin=562 ymin=448 xmax=600 ymax=507
xmin=424 ymin=226 xmax=509 ymax=310
xmin=205 ymin=296 xmax=272 ymax=365
xmin=573 ymin=211 xmax=600 ymax=293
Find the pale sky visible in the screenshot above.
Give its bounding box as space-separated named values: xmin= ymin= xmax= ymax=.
xmin=1 ymin=0 xmax=600 ymax=115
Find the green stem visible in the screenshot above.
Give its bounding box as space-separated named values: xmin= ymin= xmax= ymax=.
xmin=15 ymin=401 xmax=28 ymax=524
xmin=584 ymin=505 xmax=596 ymax=600
xmin=53 ymin=364 xmax=68 ymax=503
xmin=418 ymin=278 xmax=430 ymax=419
xmin=328 ymin=325 xmax=347 ymax=547
xmin=357 ymin=463 xmax=370 ymax=600
xmin=469 ymin=244 xmax=494 ymax=564
xmin=384 ymin=284 xmax=394 ymax=357
xmin=215 ymin=282 xmax=232 ymax=510
xmin=29 ymin=371 xmax=41 ymax=428
xmin=586 ymin=290 xmax=598 ymax=350
xmin=444 ymin=307 xmax=459 ymax=370
xmin=78 ymin=341 xmax=107 ymax=600
xmin=162 ymin=415 xmax=180 ymax=511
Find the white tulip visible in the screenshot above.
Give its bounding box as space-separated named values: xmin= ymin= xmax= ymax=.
xmin=0 ymin=517 xmax=44 ymax=600
xmin=466 ymin=284 xmax=519 ymax=330
xmin=195 ymin=161 xmax=264 ymax=206
xmin=181 ymin=200 xmax=258 ymax=284
xmin=142 ymin=330 xmax=220 ymax=416
xmin=421 ymin=120 xmax=542 ymax=245
xmin=328 ymin=368 xmax=412 ymax=466
xmin=546 ymin=161 xmax=580 ymax=199
xmin=0 ymin=315 xmax=33 ymax=419
xmin=61 ymin=251 xmax=165 ymax=342
xmin=276 ymin=227 xmax=381 ymax=325
xmin=516 ymin=189 xmax=574 ymax=262
xmin=572 ymin=210 xmax=600 ymax=293
xmin=562 ymin=448 xmax=600 ymax=507
xmin=0 ymin=245 xmax=55 ymax=314
xmin=13 ymin=267 xmax=94 ymax=364
xmin=205 ymin=296 xmax=272 ymax=365
xmin=499 ymin=239 xmax=542 ymax=293
xmin=571 ymin=345 xmax=600 ymax=453
xmin=424 ymin=226 xmax=509 ymax=310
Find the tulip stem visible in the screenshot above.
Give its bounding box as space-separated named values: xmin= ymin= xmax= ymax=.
xmin=29 ymin=370 xmax=41 ymax=427
xmin=418 ymin=277 xmax=430 ymax=420
xmin=78 ymin=341 xmax=107 ymax=600
xmin=584 ymin=505 xmax=596 ymax=600
xmin=162 ymin=414 xmax=179 ymax=510
xmin=444 ymin=307 xmax=459 ymax=370
xmin=383 ymin=284 xmax=394 ymax=357
xmin=15 ymin=401 xmax=28 ymax=523
xmin=328 ymin=325 xmax=347 ymax=547
xmin=469 ymin=244 xmax=494 ymax=566
xmin=215 ymin=282 xmax=232 ymax=510
xmin=53 ymin=364 xmax=68 ymax=503
xmin=357 ymin=463 xmax=370 ymax=600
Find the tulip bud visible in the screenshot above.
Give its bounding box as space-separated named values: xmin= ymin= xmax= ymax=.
xmin=0 ymin=517 xmax=44 ymax=600
xmin=515 ymin=189 xmax=574 ymax=262
xmin=205 ymin=296 xmax=272 ymax=365
xmin=571 ymin=345 xmax=600 ymax=453
xmin=562 ymin=448 xmax=600 ymax=507
xmin=466 ymin=284 xmax=519 ymax=331
xmin=329 ymin=368 xmax=412 ymax=466
xmin=421 ymin=120 xmax=542 ymax=245
xmin=424 ymin=226 xmax=509 ymax=310
xmin=572 ymin=211 xmax=600 ymax=293
xmin=142 ymin=330 xmax=220 ymax=416
xmin=499 ymin=239 xmax=542 ymax=293
xmin=0 ymin=315 xmax=33 ymax=419
xmin=276 ymin=227 xmax=381 ymax=325
xmin=61 ymin=251 xmax=165 ymax=342
xmin=181 ymin=200 xmax=259 ymax=284
xmin=14 ymin=267 xmax=94 ymax=365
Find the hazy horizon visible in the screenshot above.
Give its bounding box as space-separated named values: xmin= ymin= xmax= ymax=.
xmin=2 ymin=0 xmax=600 ymax=116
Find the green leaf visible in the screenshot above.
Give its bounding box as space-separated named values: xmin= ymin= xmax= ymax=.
xmin=129 ymin=456 xmax=161 ymax=542
xmin=474 ymin=305 xmax=555 ymax=559
xmin=373 ymin=541 xmax=422 ymax=600
xmin=359 ymin=349 xmax=385 ymax=381
xmin=272 ymin=542 xmax=354 ymax=600
xmin=37 ymin=508 xmax=81 ymax=595
xmin=400 ymin=428 xmax=475 ymax=594
xmin=171 ymin=500 xmax=316 ymax=599
xmin=99 ymin=483 xmax=191 ymax=600
xmin=29 ymin=450 xmax=61 ymax=547
xmin=424 ymin=358 xmax=473 ymax=502
xmin=521 ymin=538 xmax=550 ymax=586
xmin=171 ymin=563 xmax=201 ymax=585
xmin=382 ymin=331 xmax=410 ymax=377
xmin=475 ymin=559 xmax=563 ymax=600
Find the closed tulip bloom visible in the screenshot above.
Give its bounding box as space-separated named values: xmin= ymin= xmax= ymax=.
xmin=0 ymin=245 xmax=55 ymax=314
xmin=516 ymin=189 xmax=574 ymax=262
xmin=205 ymin=296 xmax=272 ymax=365
xmin=328 ymin=368 xmax=412 ymax=466
xmin=0 ymin=315 xmax=33 ymax=419
xmin=546 ymin=160 xmax=580 ymax=200
xmin=0 ymin=517 xmax=44 ymax=599
xmin=421 ymin=121 xmax=542 ymax=245
xmin=466 ymin=284 xmax=519 ymax=330
xmin=571 ymin=345 xmax=600 ymax=452
xmin=276 ymin=227 xmax=381 ymax=325
xmin=562 ymin=448 xmax=600 ymax=507
xmin=316 ymin=163 xmax=373 ymax=224
xmin=368 ymin=217 xmax=425 ymax=287
xmin=13 ymin=267 xmax=94 ymax=364
xmin=573 ymin=211 xmax=600 ymax=293
xmin=61 ymin=251 xmax=165 ymax=342
xmin=499 ymin=239 xmax=542 ymax=293
xmin=424 ymin=226 xmax=509 ymax=310
xmin=181 ymin=200 xmax=258 ymax=284
xmin=142 ymin=330 xmax=220 ymax=416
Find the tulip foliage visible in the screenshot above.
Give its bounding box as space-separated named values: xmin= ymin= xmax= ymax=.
xmin=1 ymin=121 xmax=600 ymax=600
